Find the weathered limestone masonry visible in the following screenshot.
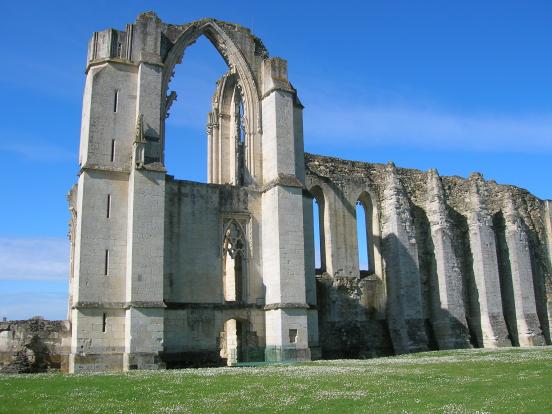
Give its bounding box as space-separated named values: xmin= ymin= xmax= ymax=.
xmin=500 ymin=196 xmax=545 ymax=346
xmin=381 ymin=163 xmax=428 ymax=354
xmin=57 ymin=12 xmax=552 ymax=372
xmin=67 ymin=12 xmax=313 ymax=372
xmin=424 ymin=169 xmax=471 ymax=350
xmin=465 ymin=174 xmax=510 ymax=348
xmin=305 ymin=153 xmax=552 ymax=357
xmin=0 ymin=319 xmax=70 ymax=373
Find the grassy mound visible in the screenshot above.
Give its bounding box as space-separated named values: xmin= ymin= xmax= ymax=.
xmin=1 ymin=347 xmax=551 ymax=413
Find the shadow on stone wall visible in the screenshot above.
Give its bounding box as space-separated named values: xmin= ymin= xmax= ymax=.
xmin=448 ymin=207 xmax=483 ymax=348
xmin=493 ymin=212 xmax=520 ymax=346
xmin=527 ymin=225 xmax=552 ymax=345
xmin=0 ymin=319 xmax=69 ymax=373
xmin=316 ymin=231 xmax=475 ymax=358
xmin=412 ymin=205 xmax=439 ymax=351
xmin=316 ymin=274 xmax=393 ymax=358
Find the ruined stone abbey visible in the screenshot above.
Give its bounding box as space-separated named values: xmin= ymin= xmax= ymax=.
xmin=64 ymin=12 xmax=552 ymax=372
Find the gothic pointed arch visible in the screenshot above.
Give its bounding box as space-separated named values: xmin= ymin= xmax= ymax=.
xmin=309 ymin=185 xmax=328 ymax=273
xmin=355 ymin=190 xmax=382 ymax=277
xmin=161 ymin=19 xmax=263 ymax=184
xmin=222 ymin=218 xmax=247 ymax=302
xmin=207 ymin=72 xmax=249 ymax=185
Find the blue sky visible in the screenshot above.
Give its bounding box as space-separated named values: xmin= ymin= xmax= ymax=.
xmin=1 ymin=0 xmax=550 ymax=320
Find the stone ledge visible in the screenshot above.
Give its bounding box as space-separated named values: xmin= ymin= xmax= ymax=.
xmin=81 ymin=164 xmax=131 ymax=174
xmin=164 ymin=302 xmax=264 ymax=310
xmin=261 ymin=174 xmax=304 ymax=193
xmin=264 ymin=303 xmax=310 ymax=311
xmin=261 ymin=85 xmax=295 ymax=100
xmin=73 ymin=301 xmax=166 ymax=309
xmin=86 ymin=58 xmax=138 ymax=73
xmin=137 ymin=161 xmax=166 ymax=172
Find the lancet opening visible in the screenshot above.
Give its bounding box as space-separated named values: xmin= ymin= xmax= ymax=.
xmin=161 ymin=20 xmax=261 ymax=186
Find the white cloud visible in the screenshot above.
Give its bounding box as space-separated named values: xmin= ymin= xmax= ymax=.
xmin=305 ymin=102 xmax=552 ymax=153
xmin=0 ymin=238 xmax=69 ymax=281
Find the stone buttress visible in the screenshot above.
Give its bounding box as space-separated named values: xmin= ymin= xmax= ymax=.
xmin=260 ymin=58 xmax=311 ymax=362
xmin=425 ymin=169 xmax=471 ymax=349
xmin=466 ymin=174 xmax=510 ymax=347
xmin=381 ymin=163 xmax=428 ymax=353
xmin=499 ymin=195 xmax=545 ymax=346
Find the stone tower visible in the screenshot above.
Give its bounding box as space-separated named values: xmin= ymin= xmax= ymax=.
xmin=68 ymin=13 xmax=315 ymax=372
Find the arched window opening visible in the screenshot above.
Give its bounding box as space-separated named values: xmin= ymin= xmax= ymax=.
xmin=232 ymin=89 xmax=246 ymax=186
xmin=223 ymin=221 xmax=246 ymax=302
xmin=313 ymin=200 xmax=322 ymax=270
xmin=357 ymin=192 xmax=378 ymax=277
xmin=163 ymin=36 xmax=228 ymax=183
xmin=310 ymin=186 xmax=326 ymax=274
xmin=356 ymin=201 xmax=370 ymax=274
xmin=237 ymin=100 xmax=246 ymax=185
xmin=206 ymin=73 xmax=248 ymax=186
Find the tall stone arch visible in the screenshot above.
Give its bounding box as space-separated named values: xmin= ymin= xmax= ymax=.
xmin=160 ymin=19 xmax=263 ymax=184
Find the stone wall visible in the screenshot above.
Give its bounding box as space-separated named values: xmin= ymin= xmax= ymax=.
xmin=162 ymin=177 xmax=266 ymax=367
xmin=0 ymin=318 xmax=70 ymax=373
xmin=305 ymin=152 xmax=551 ymax=358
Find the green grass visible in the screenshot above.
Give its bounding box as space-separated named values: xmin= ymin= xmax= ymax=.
xmin=1 ymin=347 xmax=552 ymax=413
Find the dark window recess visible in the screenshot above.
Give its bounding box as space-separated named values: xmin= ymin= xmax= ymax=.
xmin=113 ymin=90 xmax=119 ymax=112
xmin=104 ymin=250 xmax=109 ymax=276
xmin=289 ymin=329 xmax=298 ymax=344
xmin=110 ymin=139 xmax=116 ymax=162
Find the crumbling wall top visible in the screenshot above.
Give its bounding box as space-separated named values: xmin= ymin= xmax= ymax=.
xmin=86 ymin=12 xmax=268 ymax=76
xmin=305 ymin=152 xmax=544 ymax=220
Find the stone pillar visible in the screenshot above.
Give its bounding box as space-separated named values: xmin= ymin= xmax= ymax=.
xmin=207 ymin=111 xmax=219 ymax=184
xmin=381 ymin=163 xmax=428 ymax=354
xmin=207 ymin=113 xmax=213 ymax=183
xmin=123 ymin=56 xmax=166 ymax=370
xmin=502 ymin=195 xmax=545 ymax=346
xmin=261 ymin=57 xmax=310 ymax=362
xmin=466 ymin=174 xmax=510 ymax=347
xmin=543 ymin=201 xmax=552 ymax=341
xmin=426 ymin=169 xmax=471 ymax=349
xmin=296 ymin=96 xmax=320 ymax=358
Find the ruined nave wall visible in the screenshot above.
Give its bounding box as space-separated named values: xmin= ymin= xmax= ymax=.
xmin=0 ymin=319 xmax=70 ymax=373
xmin=162 ymin=178 xmax=265 ymax=366
xmin=305 ymin=153 xmax=551 ymax=358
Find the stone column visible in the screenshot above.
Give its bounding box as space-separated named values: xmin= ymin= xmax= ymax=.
xmin=296 ymin=96 xmax=320 ymax=358
xmin=207 ymin=113 xmax=213 ymax=183
xmin=207 ymin=111 xmax=219 ymax=184
xmin=261 ymin=57 xmax=310 ymax=362
xmin=502 ymin=195 xmax=545 ymax=346
xmin=123 ymin=57 xmax=166 ymax=370
xmin=381 ymin=163 xmax=428 ymax=354
xmin=543 ymin=201 xmax=552 ymax=341
xmin=426 ymin=169 xmax=471 ymax=349
xmin=466 ymin=174 xmax=510 ymax=347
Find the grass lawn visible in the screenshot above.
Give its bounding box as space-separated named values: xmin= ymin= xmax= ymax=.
xmin=1 ymin=347 xmax=551 ymax=413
